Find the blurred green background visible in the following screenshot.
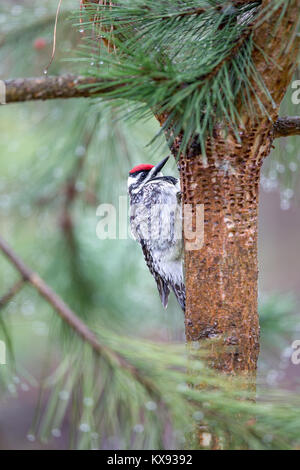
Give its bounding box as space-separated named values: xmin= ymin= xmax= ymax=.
xmin=0 ymin=0 xmax=299 ymax=449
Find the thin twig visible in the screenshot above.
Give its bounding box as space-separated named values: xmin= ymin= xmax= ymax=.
xmin=0 ymin=279 xmax=25 ymax=309
xmin=44 ymin=0 xmax=63 ymax=74
xmin=59 ymin=123 xmax=98 ymax=252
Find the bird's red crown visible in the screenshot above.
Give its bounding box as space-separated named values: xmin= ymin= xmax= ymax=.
xmin=129 ymin=164 xmax=154 ymax=174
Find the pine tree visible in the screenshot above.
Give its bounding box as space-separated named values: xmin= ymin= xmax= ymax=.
xmin=78 ymin=0 xmax=299 ymax=376
xmin=0 ymin=0 xmax=300 ymax=450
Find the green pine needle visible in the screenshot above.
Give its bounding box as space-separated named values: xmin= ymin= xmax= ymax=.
xmin=76 ymin=0 xmax=290 ymax=157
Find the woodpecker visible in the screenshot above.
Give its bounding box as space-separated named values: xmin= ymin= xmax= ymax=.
xmin=128 ymin=156 xmax=185 ymax=312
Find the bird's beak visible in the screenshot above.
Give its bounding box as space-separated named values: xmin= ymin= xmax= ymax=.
xmin=149 ymin=156 xmax=169 ymax=180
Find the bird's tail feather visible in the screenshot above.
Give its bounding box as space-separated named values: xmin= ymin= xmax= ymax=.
xmin=171 ymin=282 xmax=186 ymax=312
xmin=157 ymin=277 xmax=170 ymax=309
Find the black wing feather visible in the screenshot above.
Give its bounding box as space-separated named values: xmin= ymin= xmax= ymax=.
xmin=140 ymin=239 xmax=170 ymax=309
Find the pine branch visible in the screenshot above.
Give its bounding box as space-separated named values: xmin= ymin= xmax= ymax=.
xmin=0 ymin=279 xmax=25 ymax=309
xmin=0 ymin=235 xmax=102 ymax=349
xmin=83 ymin=0 xmax=208 ymax=18
xmin=0 ymin=234 xmax=158 ymax=395
xmin=59 ymin=123 xmax=98 ymax=249
xmin=3 ymin=75 xmax=105 ymax=102
xmin=3 ymin=75 xmax=299 ymax=139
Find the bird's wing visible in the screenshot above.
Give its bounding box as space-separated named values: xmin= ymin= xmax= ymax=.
xmin=140 ymin=239 xmax=170 ymax=309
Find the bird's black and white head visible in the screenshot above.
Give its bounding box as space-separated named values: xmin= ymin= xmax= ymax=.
xmin=128 ymin=156 xmax=169 ymax=196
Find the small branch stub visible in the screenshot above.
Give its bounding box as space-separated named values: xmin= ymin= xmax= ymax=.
xmin=273 ymin=116 xmax=300 ymax=138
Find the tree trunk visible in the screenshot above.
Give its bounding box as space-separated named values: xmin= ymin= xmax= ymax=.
xmin=180 ymin=122 xmax=272 ymax=373
xmin=173 ymin=0 xmax=299 ymax=374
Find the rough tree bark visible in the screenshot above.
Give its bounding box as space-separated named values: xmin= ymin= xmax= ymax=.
xmin=171 ymin=0 xmax=299 ymax=374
